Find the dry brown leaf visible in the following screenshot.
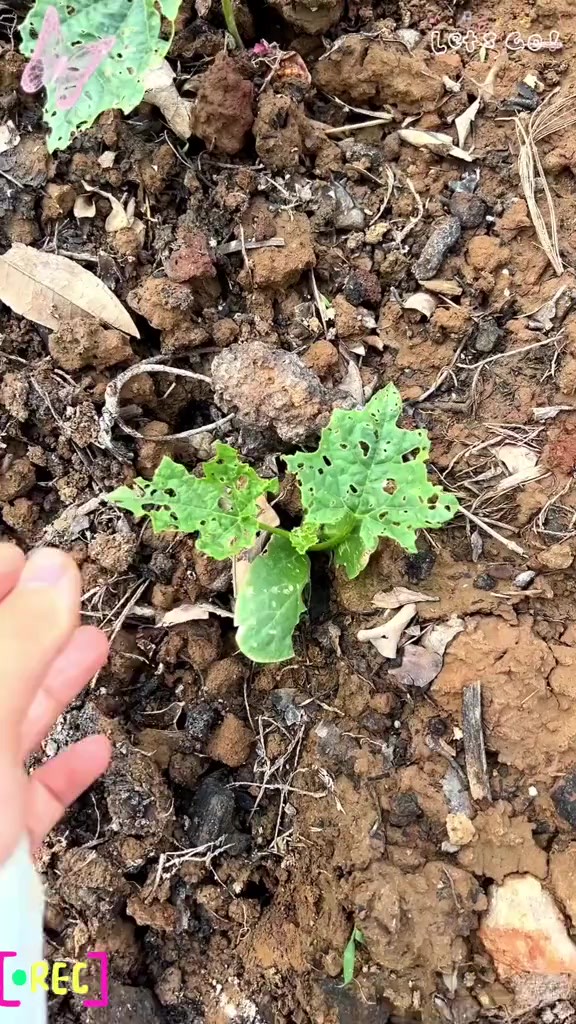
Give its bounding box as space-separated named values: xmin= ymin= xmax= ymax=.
xmin=496 ymin=443 xmax=538 ymax=475
xmin=398 ymin=128 xmax=474 ymax=162
xmin=372 ymin=587 xmax=437 ymax=609
xmin=420 ymin=278 xmax=463 ymax=297
xmin=74 ymin=194 xmax=96 ymax=219
xmin=389 ymin=645 xmax=443 ymax=689
xmin=403 ymin=291 xmax=438 ymax=318
xmin=0 ymin=243 xmax=139 ymax=337
xmin=454 ymin=97 xmax=480 ymax=150
xmin=422 ymin=615 xmax=464 ymax=656
xmin=157 ymin=602 xmax=233 ymax=626
xmin=143 ymin=60 xmax=193 ymax=141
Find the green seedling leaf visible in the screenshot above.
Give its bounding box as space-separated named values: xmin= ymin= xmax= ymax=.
xmin=108 ymin=445 xmax=279 ymax=560
xmin=286 ymin=383 xmax=459 ymax=578
xmin=20 ymin=0 xmax=182 ymax=152
xmin=235 ymin=535 xmax=310 ymax=663
xmin=342 ymin=927 xmax=365 ymax=986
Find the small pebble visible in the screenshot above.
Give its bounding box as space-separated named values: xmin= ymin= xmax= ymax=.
xmin=474 ymin=573 xmax=496 ymax=591
xmin=514 ymin=570 xmax=537 ymax=590
xmin=473 ymin=317 xmax=500 ymax=354
xmin=406 ymin=550 xmax=436 ymax=582
xmin=450 ymin=191 xmax=487 ymax=228
xmin=553 ymin=768 xmax=576 ymax=827
xmin=413 ymin=216 xmax=461 ymax=280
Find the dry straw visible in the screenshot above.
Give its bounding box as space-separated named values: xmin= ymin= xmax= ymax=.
xmin=516 ymin=93 xmax=576 ymax=276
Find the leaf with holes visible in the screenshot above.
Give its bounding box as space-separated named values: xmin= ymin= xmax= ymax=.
xmin=235 ymin=535 xmax=310 ymax=663
xmin=285 ymin=383 xmax=459 ymax=578
xmin=108 ymin=445 xmax=279 ymax=559
xmin=20 ymin=0 xmax=183 ymax=152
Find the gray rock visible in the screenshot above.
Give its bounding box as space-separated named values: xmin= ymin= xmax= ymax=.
xmin=413 ymin=216 xmax=461 ymax=280
xmin=450 ymin=190 xmax=487 ymax=228
xmin=473 ymin=317 xmax=500 ymax=354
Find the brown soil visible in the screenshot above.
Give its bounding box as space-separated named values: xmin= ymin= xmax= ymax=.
xmin=4 ymin=0 xmax=576 ymax=1022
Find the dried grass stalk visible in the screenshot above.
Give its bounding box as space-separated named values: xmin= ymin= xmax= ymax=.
xmin=516 ymin=94 xmax=576 ymax=276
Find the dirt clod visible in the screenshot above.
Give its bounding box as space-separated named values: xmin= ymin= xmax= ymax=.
xmin=207 ymin=713 xmax=253 ymax=768
xmin=48 ymin=318 xmax=133 ymax=371
xmin=191 ymin=53 xmax=254 ymax=156
xmin=212 ymin=339 xmax=352 ymax=443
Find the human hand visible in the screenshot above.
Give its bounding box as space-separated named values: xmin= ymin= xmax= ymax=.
xmin=0 ymin=544 xmax=111 ymax=866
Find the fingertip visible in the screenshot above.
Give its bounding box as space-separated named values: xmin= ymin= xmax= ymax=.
xmin=0 ymin=544 xmax=26 ymax=601
xmin=75 ymin=624 xmax=110 ymax=664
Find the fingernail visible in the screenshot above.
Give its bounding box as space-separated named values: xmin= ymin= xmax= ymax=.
xmin=20 ymin=549 xmax=71 ymax=588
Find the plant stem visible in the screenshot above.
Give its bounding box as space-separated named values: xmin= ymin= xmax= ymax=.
xmin=309 ymin=526 xmax=353 ymax=552
xmin=221 ymin=0 xmax=243 ymax=49
xmin=256 ymin=522 xmax=292 ymax=541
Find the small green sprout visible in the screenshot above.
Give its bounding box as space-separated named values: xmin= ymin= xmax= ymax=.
xmin=342 ymin=927 xmax=365 ymax=986
xmin=221 ymin=0 xmax=243 ymax=49
xmin=108 ymin=384 xmax=459 ymax=663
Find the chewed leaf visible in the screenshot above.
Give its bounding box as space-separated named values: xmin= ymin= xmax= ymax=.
xmin=235 ymin=536 xmax=310 ymax=663
xmin=290 ymin=521 xmax=319 ymax=554
xmin=286 ymin=383 xmax=459 ymax=579
xmin=108 ymin=445 xmax=279 ymax=560
xmin=20 ymin=0 xmax=183 ymax=151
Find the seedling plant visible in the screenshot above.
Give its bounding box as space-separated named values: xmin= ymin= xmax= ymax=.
xmin=342 ymin=927 xmax=365 ymax=986
xmin=109 ymin=384 xmax=459 ymax=664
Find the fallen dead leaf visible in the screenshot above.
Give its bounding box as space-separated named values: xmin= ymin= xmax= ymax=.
xmin=0 ymin=243 xmax=139 ymax=337
xmin=388 ymin=644 xmax=443 ymax=689
xmin=74 ymin=194 xmax=96 ymax=219
xmin=143 ymin=60 xmax=193 ymax=141
xmin=422 ymin=615 xmax=464 ymax=656
xmin=495 ymin=442 xmax=545 ymax=491
xmin=420 ymin=278 xmax=463 ymax=297
xmin=372 ymin=586 xmax=438 ymax=610
xmin=454 ymin=97 xmax=481 ymax=150
xmin=157 ymin=602 xmax=234 ymax=626
xmin=403 ymin=291 xmax=438 ymax=318
xmin=398 ymin=128 xmax=474 ymax=162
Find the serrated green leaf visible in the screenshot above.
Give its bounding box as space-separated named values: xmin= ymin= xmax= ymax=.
xmin=235 ymin=536 xmax=310 ymax=663
xmin=286 ymin=384 xmax=459 ymax=579
xmin=20 ymin=0 xmax=182 ymax=152
xmin=108 ymin=445 xmax=278 ymax=560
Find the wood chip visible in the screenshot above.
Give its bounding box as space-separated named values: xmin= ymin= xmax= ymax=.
xmin=462 ymin=681 xmax=492 ymax=803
